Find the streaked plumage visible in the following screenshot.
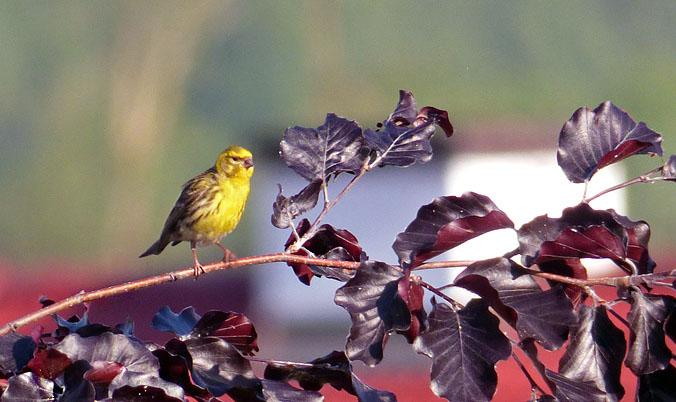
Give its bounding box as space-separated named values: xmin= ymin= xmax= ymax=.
xmin=140 ymin=145 xmax=254 ymax=276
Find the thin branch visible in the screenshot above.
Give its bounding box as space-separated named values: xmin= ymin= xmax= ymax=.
xmin=0 ymin=253 xmax=357 ymax=336
xmin=419 ymin=281 xmax=464 ymax=310
xmin=584 ymin=166 xmax=663 ymax=203
xmin=287 ymin=161 xmax=370 ymax=253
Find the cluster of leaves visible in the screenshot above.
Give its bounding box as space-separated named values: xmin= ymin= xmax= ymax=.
xmin=0 ymin=305 xmax=396 ymax=401
xmin=1 ymin=91 xmax=674 ymax=401
xmin=272 ymin=93 xmax=676 ymax=401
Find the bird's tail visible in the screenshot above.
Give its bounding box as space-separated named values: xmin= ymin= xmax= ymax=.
xmin=139 ymin=238 xmax=170 ymax=258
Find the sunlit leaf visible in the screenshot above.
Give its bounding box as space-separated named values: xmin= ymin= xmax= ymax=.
xmin=365 ymin=90 xmax=453 ymax=168
xmin=662 ymin=154 xmax=676 ymax=181
xmin=271 ymin=180 xmax=322 ymax=229
xmin=1 ymin=372 xmax=54 ymax=401
xmin=185 ymin=336 xmax=262 ymax=398
xmin=280 ymin=113 xmax=366 ymax=181
xmin=557 ymin=101 xmax=663 ymax=183
xmin=414 ymin=299 xmax=511 ymax=402
xmin=454 ymin=258 xmax=575 ymax=349
xmin=334 ymin=262 xmax=409 ymax=366
xmin=0 ymin=333 xmax=36 ymax=375
xmin=260 ymin=379 xmax=324 ymax=402
xmin=394 ymin=192 xmax=514 ymax=267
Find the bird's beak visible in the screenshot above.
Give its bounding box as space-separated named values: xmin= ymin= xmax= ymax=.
xmin=243 ymin=158 xmax=254 ymax=169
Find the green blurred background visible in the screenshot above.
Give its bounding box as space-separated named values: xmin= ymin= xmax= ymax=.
xmin=1 ymin=0 xmax=675 ymax=269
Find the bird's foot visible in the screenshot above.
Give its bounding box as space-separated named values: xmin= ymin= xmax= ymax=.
xmin=193 ymin=262 xmax=205 ymax=279
xmin=222 ymin=248 xmax=237 ymax=263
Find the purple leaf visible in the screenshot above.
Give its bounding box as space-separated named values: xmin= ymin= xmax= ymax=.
xmin=552 ymin=306 xmax=626 ymax=400
xmin=191 ymin=310 xmax=259 ymax=356
xmin=544 ymin=369 xmax=607 ymax=402
xmin=662 ymin=154 xmax=676 ymax=181
xmin=153 ymin=348 xmax=209 ymax=398
xmin=626 ymin=291 xmax=673 ymax=375
xmin=413 ymin=299 xmax=511 ymax=402
xmin=557 ymin=101 xmax=663 ymax=183
xmin=264 ymin=351 xmax=353 ymax=393
xmin=1 ymin=372 xmax=54 ymax=401
xmin=261 ymin=379 xmax=324 ymax=402
xmin=263 ymin=350 xmax=396 ymax=401
xmin=517 ymin=203 xmax=631 ymax=268
xmin=638 ymin=365 xmax=676 ymax=402
xmin=151 ymin=306 xmax=201 ymax=337
xmin=109 ymin=371 xmax=185 ymax=400
xmin=61 ymin=360 xmax=96 ymax=402
xmin=280 ymin=113 xmax=366 ymax=181
xmin=108 ymin=383 xmax=183 ymax=402
xmin=285 ymin=219 xmax=363 ymax=285
xmin=394 ymin=192 xmax=514 ymax=267
xmin=184 ymin=336 xmax=261 ymax=398
xmin=0 ymin=333 xmax=36 ymax=375
xmin=54 ymin=333 xmax=161 ymax=383
xmin=396 ymin=275 xmax=427 ymax=343
xmin=454 ymin=258 xmax=576 ymax=350
xmin=608 ymin=210 xmax=655 ymax=274
xmin=365 ymin=90 xmax=453 ymax=168
xmin=334 ymin=262 xmax=410 ymax=366
xmin=271 ymin=180 xmax=322 ymax=229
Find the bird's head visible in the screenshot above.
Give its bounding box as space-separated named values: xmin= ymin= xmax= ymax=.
xmin=216 ymin=145 xmax=254 ymax=178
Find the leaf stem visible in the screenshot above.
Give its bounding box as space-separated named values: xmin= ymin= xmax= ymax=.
xmin=511 ymin=350 xmax=549 ymax=397
xmin=419 ymin=281 xmax=464 ymax=310
xmin=287 ymin=161 xmax=370 ymax=253
xmin=583 ymin=166 xmax=663 ymax=203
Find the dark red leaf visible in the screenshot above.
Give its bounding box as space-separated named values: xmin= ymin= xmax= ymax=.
xmin=153 ymin=348 xmax=209 ymax=398
xmin=109 ymin=384 xmax=184 ymax=402
xmin=191 ymin=311 xmax=259 ymax=356
xmin=454 ymin=258 xmax=576 ymax=350
xmin=413 ymin=299 xmax=511 ymax=402
xmin=538 ymin=259 xmax=588 ymax=306
xmin=25 ymin=348 xmax=71 ymax=380
xmin=334 ymin=262 xmax=409 ymax=366
xmin=394 ymin=192 xmax=514 ymax=267
xmin=396 ymin=276 xmax=427 ymax=343
xmin=285 ymin=219 xmax=363 ymax=285
xmin=608 ymin=210 xmax=655 ymax=274
xmin=517 ymin=203 xmax=631 ymax=269
xmin=544 ymin=369 xmax=607 ymax=402
xmin=557 ymin=101 xmax=663 ymax=183
xmin=551 ymin=306 xmax=626 ymax=400
xmin=84 ymin=361 xmax=124 ymax=385
xmin=626 ymin=291 xmax=673 ymax=375
xmin=638 ymin=364 xmax=676 ymax=401
xmin=416 ymin=106 xmax=453 ymax=137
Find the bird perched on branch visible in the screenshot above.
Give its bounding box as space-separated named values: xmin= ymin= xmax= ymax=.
xmin=140 ymin=145 xmax=254 ymax=277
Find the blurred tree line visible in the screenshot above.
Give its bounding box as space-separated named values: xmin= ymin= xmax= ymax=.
xmin=0 ymin=0 xmax=674 ymax=267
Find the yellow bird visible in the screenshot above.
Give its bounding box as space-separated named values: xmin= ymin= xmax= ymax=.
xmin=140 ymin=145 xmax=254 ymax=277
